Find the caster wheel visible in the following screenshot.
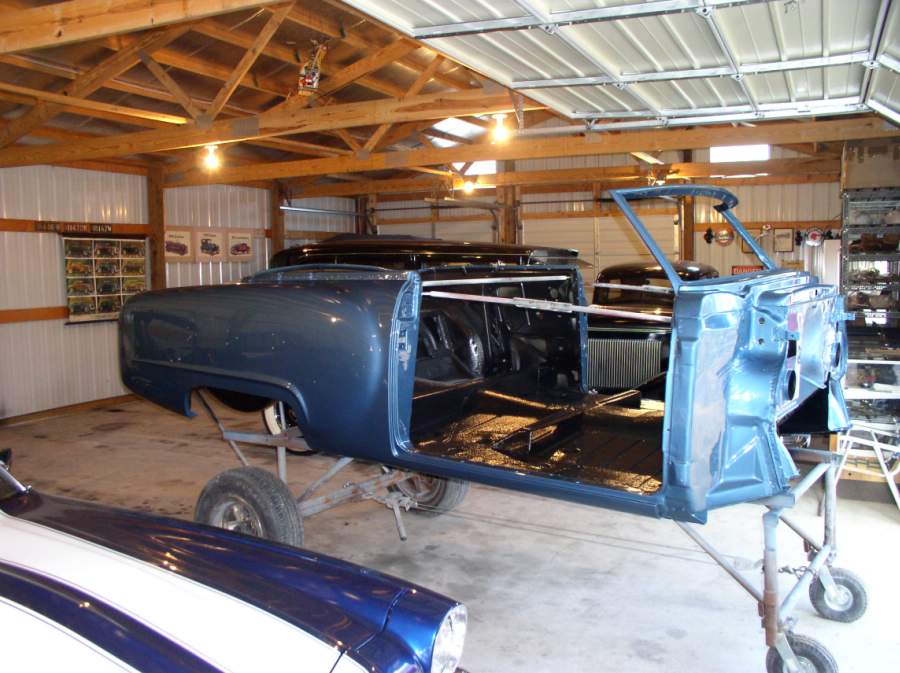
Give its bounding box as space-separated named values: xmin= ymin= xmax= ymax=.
xmin=195 ymin=466 xmax=304 ymax=547
xmin=809 ymin=567 xmax=867 ymax=623
xmin=388 ymin=472 xmax=469 ymax=517
xmin=766 ymin=634 xmax=838 ymax=673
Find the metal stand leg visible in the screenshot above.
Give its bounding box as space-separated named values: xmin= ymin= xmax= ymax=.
xmin=196 ymin=390 xmax=249 ymax=466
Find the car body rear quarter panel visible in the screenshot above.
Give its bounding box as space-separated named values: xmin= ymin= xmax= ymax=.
xmin=120 ymin=274 xmax=413 ymax=458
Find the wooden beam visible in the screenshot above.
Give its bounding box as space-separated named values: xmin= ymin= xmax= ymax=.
xmin=0 ymin=0 xmax=286 ymax=54
xmin=139 ymin=51 xmax=201 ymax=119
xmin=0 ymin=217 xmax=150 ymax=233
xmin=0 ymin=23 xmax=189 ymax=148
xmin=283 ymin=6 xmax=473 ymax=91
xmin=148 ymin=165 xmax=166 ymax=290
xmin=270 ymin=183 xmax=285 ymax=254
xmin=170 ymin=116 xmax=896 ymax=187
xmin=0 ymin=306 xmax=68 ymax=324
xmin=315 ymin=39 xmax=419 ymax=101
xmin=365 ymin=54 xmax=444 ymax=152
xmin=0 ymin=80 xmax=189 ymax=125
xmin=204 ymin=3 xmax=293 ymax=121
xmin=0 ymin=89 xmax=530 ymax=167
xmin=192 ymin=19 xmax=406 ymax=99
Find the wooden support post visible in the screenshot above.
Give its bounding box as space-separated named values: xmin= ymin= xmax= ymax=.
xmin=355 ymin=196 xmax=368 ymax=235
xmin=368 ymin=193 xmax=378 ymax=234
xmin=680 ymin=149 xmax=695 ymax=261
xmin=270 ymin=183 xmax=285 ymax=255
xmin=147 ymin=165 xmax=166 ymax=290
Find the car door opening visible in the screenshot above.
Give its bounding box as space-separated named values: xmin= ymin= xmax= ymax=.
xmin=407 ymin=270 xmax=669 ymax=496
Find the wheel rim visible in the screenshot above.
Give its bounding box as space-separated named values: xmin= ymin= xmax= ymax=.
xmin=791 ymin=656 xmax=817 ymax=673
xmin=823 ymin=583 xmax=854 ymax=612
xmin=209 ymin=496 xmax=264 ymax=537
xmin=397 ymin=474 xmax=441 ymax=501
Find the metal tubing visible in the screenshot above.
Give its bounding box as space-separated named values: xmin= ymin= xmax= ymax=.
xmin=297 ymin=456 xmax=354 ymax=502
xmin=763 ymin=509 xmax=781 ymax=647
xmin=297 ymin=470 xmax=411 ymax=517
xmin=196 ymin=391 xmax=250 ymax=467
xmin=788 ymin=462 xmax=830 ymax=501
xmin=778 ymin=544 xmax=833 ymax=624
xmin=222 ymin=429 xmax=310 ymax=450
xmin=276 ymin=446 xmax=287 ymax=484
xmin=279 ymin=205 xmax=364 ymax=218
xmin=779 ymin=513 xmax=821 ymax=553
xmin=676 ymin=522 xmax=763 ymax=602
xmin=823 ymin=462 xmax=837 ymax=559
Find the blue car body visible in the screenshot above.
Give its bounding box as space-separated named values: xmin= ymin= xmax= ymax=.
xmin=120 ymin=186 xmax=850 ymax=524
xmin=0 ymin=466 xmax=464 ymax=673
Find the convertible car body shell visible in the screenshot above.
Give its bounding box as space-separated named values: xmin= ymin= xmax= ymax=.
xmin=0 ymin=467 xmax=463 ymax=673
xmin=120 ymin=186 xmax=850 ymax=523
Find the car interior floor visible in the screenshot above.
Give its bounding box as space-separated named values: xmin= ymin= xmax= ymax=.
xmin=411 ymin=373 xmax=664 ymax=495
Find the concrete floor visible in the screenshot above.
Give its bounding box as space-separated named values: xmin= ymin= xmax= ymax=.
xmin=1 ymin=397 xmax=897 ymax=673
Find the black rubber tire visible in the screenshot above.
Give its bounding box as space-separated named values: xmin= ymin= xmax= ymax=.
xmin=809 ymin=567 xmax=868 ymax=623
xmin=765 ymin=634 xmax=838 ymax=673
xmin=391 ymin=473 xmax=470 ymax=517
xmin=194 ymin=467 xmax=304 ymax=547
xmin=261 ymin=403 xmax=313 ymax=456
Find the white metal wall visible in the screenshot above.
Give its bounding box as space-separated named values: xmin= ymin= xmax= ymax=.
xmin=164 ymin=184 xmax=271 ymax=287
xmin=284 ymin=196 xmax=357 ymax=247
xmin=0 ymin=166 xmax=147 ymax=419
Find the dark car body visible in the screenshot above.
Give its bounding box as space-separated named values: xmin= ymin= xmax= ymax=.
xmin=119 ymin=186 xmax=851 ymax=523
xmin=0 ymin=465 xmax=465 ymax=673
xmin=165 ymin=240 xmax=188 ymax=255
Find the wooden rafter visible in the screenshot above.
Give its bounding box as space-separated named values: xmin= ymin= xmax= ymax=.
xmin=0 ymin=89 xmax=530 ymax=167
xmin=313 ymin=39 xmax=419 ymax=100
xmin=139 ymin=51 xmax=201 ymax=119
xmin=0 ymin=23 xmax=190 ymax=148
xmin=166 ymin=116 xmax=898 ymax=187
xmin=204 ymin=2 xmax=294 ymax=121
xmin=364 ymin=54 xmax=444 ymax=152
xmin=0 ymin=0 xmax=287 ymax=54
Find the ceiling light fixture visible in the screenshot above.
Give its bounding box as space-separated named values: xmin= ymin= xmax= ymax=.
xmin=462 ymin=180 xmax=475 ymax=194
xmin=203 ymin=144 xmax=221 ymax=171
xmin=491 ymin=113 xmax=510 ymax=143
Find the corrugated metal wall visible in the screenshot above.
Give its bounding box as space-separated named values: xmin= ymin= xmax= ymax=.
xmin=164 ymin=184 xmax=271 ymax=287
xmin=0 ymin=166 xmax=147 ymax=419
xmin=284 ymin=196 xmax=357 ymax=246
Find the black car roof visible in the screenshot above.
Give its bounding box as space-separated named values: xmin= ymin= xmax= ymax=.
xmin=272 ymin=235 xmax=578 ymax=264
xmin=597 ymin=260 xmax=719 ymax=280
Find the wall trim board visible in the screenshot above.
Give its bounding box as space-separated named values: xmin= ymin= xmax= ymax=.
xmin=0 ymin=306 xmax=68 ymax=324
xmin=522 ymin=207 xmax=678 ymax=221
xmin=0 ymin=394 xmax=137 ymax=426
xmin=0 ymin=218 xmax=150 ymax=235
xmin=693 ymin=219 xmax=835 ymax=232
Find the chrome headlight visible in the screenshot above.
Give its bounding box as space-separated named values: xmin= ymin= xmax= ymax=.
xmin=431 ymin=604 xmax=467 ymax=673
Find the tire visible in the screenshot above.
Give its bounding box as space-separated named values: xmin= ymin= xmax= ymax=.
xmin=809 ymin=567 xmax=868 ymax=623
xmin=765 ymin=634 xmax=838 ymax=673
xmin=390 ymin=473 xmax=469 ymax=517
xmin=195 ymin=467 xmax=304 ymax=547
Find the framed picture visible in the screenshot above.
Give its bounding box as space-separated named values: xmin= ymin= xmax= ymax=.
xmin=196 ymin=230 xmax=225 ymax=262
xmin=63 ymin=236 xmax=149 ymax=324
xmin=228 ymin=232 xmax=253 ymax=260
xmin=164 ymin=229 xmax=193 ymax=261
xmin=741 ymin=229 xmax=761 ymax=254
xmin=773 ymin=228 xmax=795 ymax=253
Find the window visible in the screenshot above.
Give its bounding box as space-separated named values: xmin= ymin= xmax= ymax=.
xmin=710 ymin=144 xmax=770 ymax=163
xmin=452 ymin=160 xmax=496 ymax=176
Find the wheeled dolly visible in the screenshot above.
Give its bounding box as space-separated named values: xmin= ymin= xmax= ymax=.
xmin=678 ymin=447 xmax=867 ymax=673
xmin=193 ymin=391 xmax=467 ymax=547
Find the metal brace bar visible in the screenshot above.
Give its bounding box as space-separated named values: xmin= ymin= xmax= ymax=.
xmin=676 ymin=521 xmax=764 ymax=602
xmin=196 ymin=390 xmax=249 ymax=467
xmin=778 ymin=543 xmax=833 ymax=623
xmin=297 ymin=456 xmax=354 ymax=502
xmin=297 ymin=469 xmax=412 ymax=518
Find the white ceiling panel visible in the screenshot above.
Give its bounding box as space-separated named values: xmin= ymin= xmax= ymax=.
xmin=346 ymin=0 xmax=900 ymax=128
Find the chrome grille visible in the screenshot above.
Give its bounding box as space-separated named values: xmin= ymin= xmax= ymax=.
xmin=587 ymin=338 xmax=663 ymax=390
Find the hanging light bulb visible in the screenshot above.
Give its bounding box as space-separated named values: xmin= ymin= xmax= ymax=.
xmin=491 ymin=113 xmax=510 ymax=143
xmin=203 ymin=144 xmax=220 ymax=171
xmin=462 ymin=180 xmax=475 ymax=194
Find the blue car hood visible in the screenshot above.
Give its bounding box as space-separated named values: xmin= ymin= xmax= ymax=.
xmin=0 ymin=491 xmax=423 ymax=652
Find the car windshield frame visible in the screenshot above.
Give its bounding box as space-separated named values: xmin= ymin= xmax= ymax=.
xmin=609 ymin=185 xmax=776 ymax=291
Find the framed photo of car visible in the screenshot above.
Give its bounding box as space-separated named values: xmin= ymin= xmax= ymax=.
xmin=196 ymin=230 xmax=225 ymax=262
xmin=164 ymin=229 xmax=194 ymax=261
xmin=773 ymin=228 xmax=795 ymax=253
xmin=63 ymin=235 xmax=149 ymax=324
xmin=228 ymin=232 xmax=253 ymax=260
